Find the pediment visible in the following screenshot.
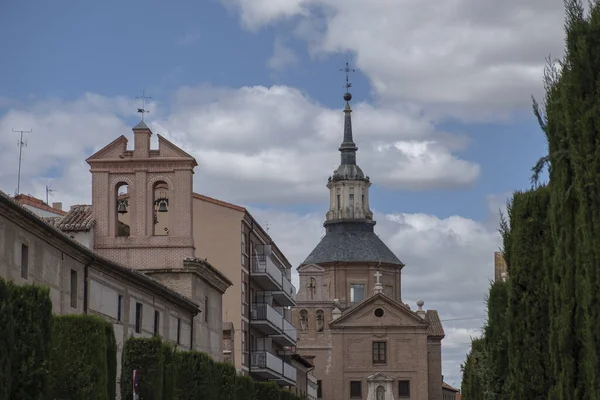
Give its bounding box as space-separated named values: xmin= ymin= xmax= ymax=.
xmin=366 ymin=372 xmax=394 ymax=382
xmin=297 ymin=263 xmax=325 ymax=274
xmin=330 ymin=293 xmax=427 ymax=329
xmin=157 ymin=134 xmax=197 ymax=164
xmin=86 ymin=135 xmax=128 ymax=162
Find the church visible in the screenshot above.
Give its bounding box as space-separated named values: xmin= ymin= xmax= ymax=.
xmin=292 ymin=75 xmax=445 ymax=400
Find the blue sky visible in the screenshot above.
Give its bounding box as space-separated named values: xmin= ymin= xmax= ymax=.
xmin=0 ymin=0 xmax=563 ymax=388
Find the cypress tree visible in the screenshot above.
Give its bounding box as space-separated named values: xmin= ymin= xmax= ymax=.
xmin=481 ymin=281 xmax=509 ymax=399
xmin=504 ymin=188 xmax=552 ymax=398
xmin=460 ymin=337 xmax=487 ymax=400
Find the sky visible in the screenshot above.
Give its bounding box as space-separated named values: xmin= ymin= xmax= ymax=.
xmin=0 ymin=0 xmax=565 ymax=388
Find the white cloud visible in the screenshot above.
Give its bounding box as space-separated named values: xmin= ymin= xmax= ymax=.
xmin=267 ymin=37 xmax=298 ymax=71
xmin=0 ymin=87 xmax=479 ymax=206
xmin=247 ymin=202 xmax=500 ymax=389
xmin=220 ymin=0 xmax=566 ymax=117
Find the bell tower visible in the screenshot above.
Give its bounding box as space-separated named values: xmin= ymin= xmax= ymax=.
xmin=86 ymin=120 xmax=197 ymax=269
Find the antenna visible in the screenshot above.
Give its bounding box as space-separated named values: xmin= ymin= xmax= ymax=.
xmin=135 ymin=89 xmax=152 ymax=121
xmin=265 ymin=221 xmax=271 ymax=233
xmin=45 ymin=185 xmax=57 ymax=204
xmin=13 ymin=128 xmax=32 ymax=196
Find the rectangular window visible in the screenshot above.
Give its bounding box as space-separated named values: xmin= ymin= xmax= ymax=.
xmin=362 ymin=194 xmax=365 ymax=205
xmin=70 ymin=269 xmax=77 ymax=308
xmin=350 ymin=381 xmax=362 ymax=398
xmin=176 ymin=317 xmax=181 ymax=344
xmin=317 ymin=380 xmax=322 ymax=398
xmin=350 ymin=284 xmax=365 ymax=303
xmin=204 ymin=296 xmax=209 ymax=323
xmin=153 ymin=310 xmax=160 ymax=336
xmin=349 ymin=193 xmax=354 ymax=208
xmin=336 ymin=194 xmax=341 ymax=210
xmin=117 ymin=295 xmax=123 ymax=322
xmin=241 ymin=232 xmax=247 ymax=266
xmin=373 ymin=341 xmax=387 ymax=364
xmin=135 ymin=302 xmax=143 ymax=333
xmin=242 ymin=279 xmax=247 ymax=316
xmin=20 ymin=243 xmax=29 ymax=279
xmin=398 ymin=380 xmax=410 ymax=397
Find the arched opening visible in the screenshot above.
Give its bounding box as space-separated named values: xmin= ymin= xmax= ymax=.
xmin=152 ymin=181 xmax=170 ymax=236
xmin=115 ymin=183 xmax=130 ymax=237
xmin=376 ymin=385 xmax=385 ymax=400
xmin=316 ymin=309 xmax=324 ymax=332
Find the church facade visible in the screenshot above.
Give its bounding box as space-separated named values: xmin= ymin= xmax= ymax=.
xmin=292 ymin=86 xmax=445 ymax=400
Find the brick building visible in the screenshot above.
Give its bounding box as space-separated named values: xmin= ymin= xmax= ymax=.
xmin=293 ymin=89 xmax=445 ymax=400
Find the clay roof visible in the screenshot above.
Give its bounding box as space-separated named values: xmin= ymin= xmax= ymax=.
xmin=48 ymin=205 xmax=95 ymax=232
xmin=193 ymin=193 xmax=246 ymax=213
xmin=14 ymin=194 xmax=67 ymax=216
xmin=442 ymin=382 xmax=460 ymax=392
xmin=426 ymin=310 xmax=445 ymax=338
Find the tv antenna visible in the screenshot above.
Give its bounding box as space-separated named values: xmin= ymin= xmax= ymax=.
xmin=136 ymin=89 xmax=151 ymax=121
xmin=265 ymin=221 xmax=271 ymax=233
xmin=45 ymin=185 xmax=57 ymax=204
xmin=13 ymin=128 xmax=32 ymax=195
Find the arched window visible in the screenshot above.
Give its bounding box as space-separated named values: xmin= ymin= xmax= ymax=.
xmin=152 ymin=181 xmax=170 ymax=236
xmin=376 ymin=385 xmax=385 ymax=400
xmin=115 ymin=183 xmax=130 ymax=237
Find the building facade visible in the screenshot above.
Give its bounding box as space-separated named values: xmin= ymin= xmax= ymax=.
xmin=0 ymin=190 xmax=198 ymax=387
xmin=292 ymin=89 xmax=445 ymax=400
xmin=193 ymin=193 xmax=298 ymax=386
xmin=85 ymin=121 xmax=232 ymax=360
xmin=494 ymin=251 xmax=507 ymax=282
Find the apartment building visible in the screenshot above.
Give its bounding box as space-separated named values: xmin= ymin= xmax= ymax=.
xmin=193 ymin=193 xmax=298 ymax=386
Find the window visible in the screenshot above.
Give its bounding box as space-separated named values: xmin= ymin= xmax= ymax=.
xmin=336 ymin=194 xmax=341 ymax=210
xmin=362 ymin=194 xmax=365 ymax=205
xmin=70 ymin=269 xmax=77 ymax=308
xmin=350 ymin=381 xmax=362 ymax=398
xmin=153 ymin=310 xmax=160 ymax=336
xmin=350 ymin=284 xmax=365 ymax=303
xmin=117 ymin=295 xmax=123 ymax=322
xmin=317 ymin=380 xmax=322 ymax=398
xmin=242 ymin=279 xmax=247 ymax=316
xmin=349 ymin=193 xmax=354 ymax=208
xmin=20 ymin=243 xmax=29 ymax=279
xmin=135 ymin=302 xmax=143 ymax=333
xmin=372 ymin=341 xmax=387 ymax=364
xmin=176 ymin=318 xmax=181 ymax=344
xmin=204 ymin=296 xmax=209 ymax=323
xmin=241 ymin=232 xmax=247 ymax=266
xmin=398 ymin=380 xmax=410 ymax=397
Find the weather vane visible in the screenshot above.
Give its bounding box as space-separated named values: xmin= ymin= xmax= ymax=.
xmin=136 ymin=89 xmax=151 ymax=121
xmin=340 ymin=55 xmax=355 ymax=92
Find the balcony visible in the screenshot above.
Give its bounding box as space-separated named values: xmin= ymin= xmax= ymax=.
xmin=251 ymin=303 xmax=283 ymax=335
xmin=251 ymin=351 xmax=283 ymax=380
xmin=282 ymin=361 xmax=297 ymax=383
xmin=307 ymin=374 xmax=318 ymax=400
xmin=272 ymin=276 xmax=296 ymax=307
xmin=271 ymin=317 xmax=297 ymax=347
xmin=251 ymin=255 xmax=283 ymax=291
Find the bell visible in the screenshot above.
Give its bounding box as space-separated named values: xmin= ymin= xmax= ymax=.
xmin=117 ymin=200 xmax=128 ymax=214
xmin=157 ymin=199 xmax=168 ymax=213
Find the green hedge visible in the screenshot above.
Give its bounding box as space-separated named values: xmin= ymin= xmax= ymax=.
xmin=49 ymin=314 xmax=111 ymax=400
xmin=173 ymin=350 xmax=216 ymax=400
xmin=163 ymin=343 xmax=176 ymax=400
xmin=235 ymin=375 xmax=255 ymax=400
xmin=255 ymin=381 xmax=280 ymax=400
xmin=105 ymin=322 xmax=118 ymax=400
xmin=120 ymin=336 xmax=165 ymax=400
xmin=0 ymin=279 xmax=15 ymax=400
xmin=279 ymin=389 xmax=302 ymax=400
xmin=9 ymin=283 xmax=53 ymax=400
xmin=215 ymin=362 xmax=237 ymax=400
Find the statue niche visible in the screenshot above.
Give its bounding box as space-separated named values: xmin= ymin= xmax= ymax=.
xmin=300 ymin=309 xmax=308 ymax=333
xmin=307 ymin=277 xmax=317 ymax=300
xmin=316 ymin=309 xmax=324 ymax=332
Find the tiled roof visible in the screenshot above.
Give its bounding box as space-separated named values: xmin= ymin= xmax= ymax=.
xmin=14 ymin=194 xmax=67 ymax=216
xmin=426 ymin=310 xmax=445 ymax=338
xmin=55 ymin=205 xmax=95 ymax=231
xmin=442 ymin=382 xmax=460 ymax=392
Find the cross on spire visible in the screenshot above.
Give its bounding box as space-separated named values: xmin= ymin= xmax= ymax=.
xmin=136 ymin=89 xmax=151 ymax=121
xmin=374 ymin=270 xmax=382 ymax=285
xmin=340 ymin=56 xmax=355 ymax=93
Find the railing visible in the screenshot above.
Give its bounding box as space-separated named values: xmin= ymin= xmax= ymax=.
xmin=282 ymin=318 xmax=297 ymax=343
xmin=251 ymin=351 xmax=283 ymax=375
xmin=252 ymin=255 xmax=283 ymax=285
xmin=252 ymin=303 xmax=283 ymax=328
xmin=283 ymin=361 xmax=297 ymax=381
xmin=282 ymin=276 xmax=297 ymax=301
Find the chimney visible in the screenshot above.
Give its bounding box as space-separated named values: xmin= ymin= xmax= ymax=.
xmin=52 ymin=202 xmax=62 ymax=211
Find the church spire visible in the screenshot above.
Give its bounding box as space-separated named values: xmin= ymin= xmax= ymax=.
xmin=339 ymin=61 xmax=358 ymax=166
